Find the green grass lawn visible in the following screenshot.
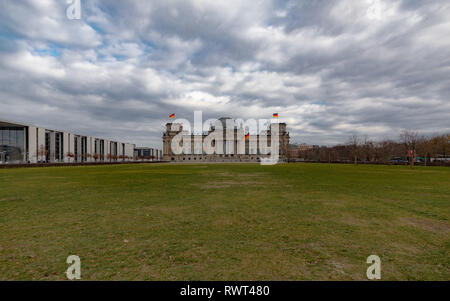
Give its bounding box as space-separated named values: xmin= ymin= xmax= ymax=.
xmin=0 ymin=163 xmax=448 ymax=280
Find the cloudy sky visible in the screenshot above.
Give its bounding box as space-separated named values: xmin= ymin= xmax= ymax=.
xmin=0 ymin=0 xmax=449 ymax=147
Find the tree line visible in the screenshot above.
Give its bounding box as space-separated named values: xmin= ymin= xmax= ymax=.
xmin=289 ymin=130 xmax=450 ymax=166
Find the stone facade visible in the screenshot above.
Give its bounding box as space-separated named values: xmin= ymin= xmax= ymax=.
xmin=163 ymin=117 xmax=290 ymax=162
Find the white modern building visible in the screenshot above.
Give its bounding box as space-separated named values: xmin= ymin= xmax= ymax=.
xmin=0 ymin=119 xmax=136 ymax=164
xmin=134 ymin=147 xmax=163 ymax=161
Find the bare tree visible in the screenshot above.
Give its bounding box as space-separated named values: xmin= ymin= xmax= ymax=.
xmin=93 ymin=154 xmax=99 ymax=162
xmin=400 ymin=130 xmax=419 ymax=168
xmin=66 ymin=152 xmax=75 ymax=163
xmin=438 ymin=134 xmax=449 ymax=159
xmin=289 ymin=131 xmax=448 ymax=166
xmin=347 ymin=135 xmax=360 ymax=165
xmin=37 ymin=145 xmax=48 ymax=163
xmin=416 ymin=135 xmax=431 ymax=166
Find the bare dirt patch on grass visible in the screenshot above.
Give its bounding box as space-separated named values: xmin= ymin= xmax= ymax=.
xmin=336 ymin=213 xmax=373 ymax=227
xmin=192 ymin=180 xmax=263 ymax=189
xmin=236 ymin=173 xmax=270 ymax=177
xmin=399 ymin=217 xmax=450 ymax=233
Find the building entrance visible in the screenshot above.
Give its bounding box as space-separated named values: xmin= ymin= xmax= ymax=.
xmin=0 ymin=151 xmax=6 ymax=164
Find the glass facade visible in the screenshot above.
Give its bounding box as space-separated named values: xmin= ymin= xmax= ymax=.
xmin=55 ymin=132 xmax=63 ymax=161
xmin=100 ymin=140 xmax=104 ymax=157
xmin=137 ymin=149 xmax=151 ymax=157
xmin=45 ymin=132 xmax=50 ymax=162
xmin=74 ymin=136 xmax=80 ymax=162
xmin=1 ymin=122 xmax=139 ymax=165
xmin=0 ymin=127 xmax=26 ymax=163
xmin=111 ymin=142 xmax=118 ymax=156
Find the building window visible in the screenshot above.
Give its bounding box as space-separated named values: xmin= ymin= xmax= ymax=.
xmin=45 ymin=132 xmax=50 ymax=162
xmin=0 ymin=127 xmax=25 ymax=163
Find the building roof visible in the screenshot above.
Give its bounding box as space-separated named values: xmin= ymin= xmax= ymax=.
xmin=0 ymin=119 xmax=34 ymax=128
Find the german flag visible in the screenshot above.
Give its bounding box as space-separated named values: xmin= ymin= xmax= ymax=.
xmin=245 ymin=133 xmax=250 ymax=140
xmin=273 ymin=113 xmax=279 ymax=118
xmin=169 ymin=113 xmax=175 ymax=119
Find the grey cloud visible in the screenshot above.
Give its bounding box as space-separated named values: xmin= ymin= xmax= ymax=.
xmin=0 ymin=0 xmax=449 ymax=147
